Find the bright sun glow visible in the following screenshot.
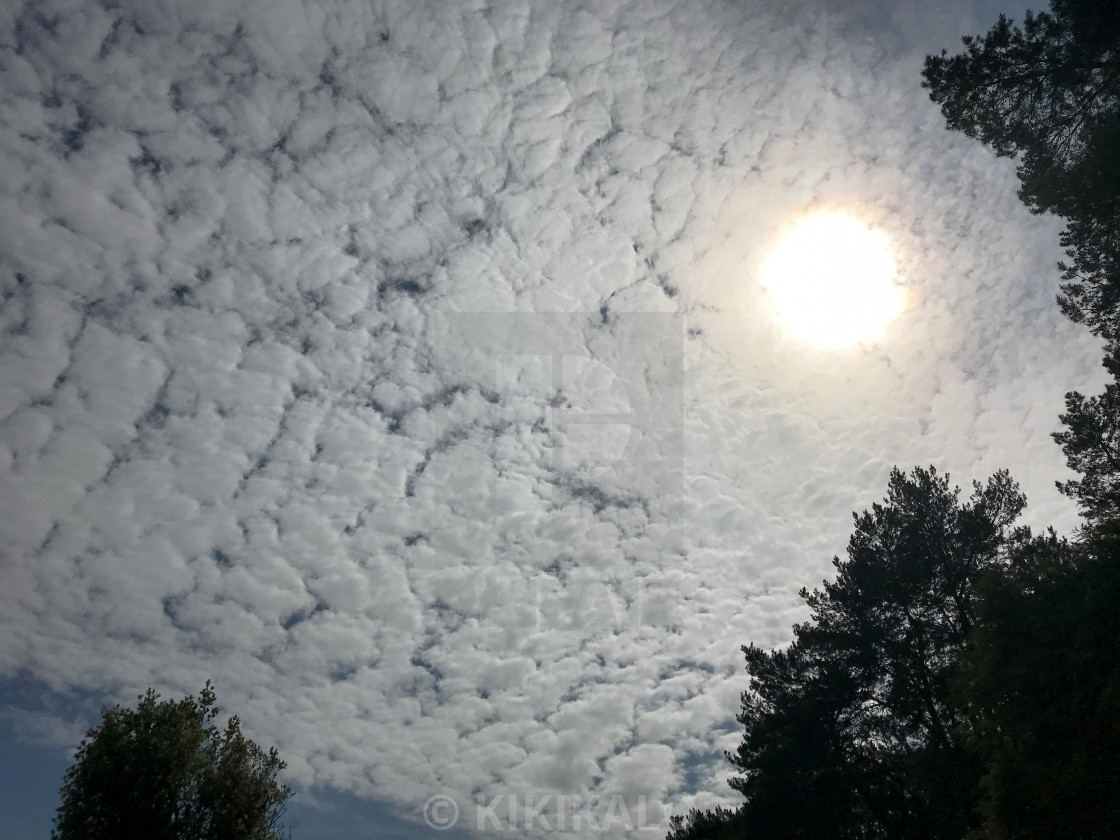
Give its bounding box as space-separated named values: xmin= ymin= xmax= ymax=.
xmin=763 ymin=212 xmax=903 ymax=349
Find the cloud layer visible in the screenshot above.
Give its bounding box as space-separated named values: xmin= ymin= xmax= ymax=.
xmin=0 ymin=0 xmax=1104 ymax=834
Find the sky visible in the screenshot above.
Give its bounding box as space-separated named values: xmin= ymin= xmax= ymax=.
xmin=0 ymin=0 xmax=1106 ymax=837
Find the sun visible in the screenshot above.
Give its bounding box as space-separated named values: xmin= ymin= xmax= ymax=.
xmin=762 ymin=212 xmax=903 ymax=349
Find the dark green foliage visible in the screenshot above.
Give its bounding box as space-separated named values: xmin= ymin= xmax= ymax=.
xmin=672 ymin=469 xmax=1026 ymax=840
xmin=52 ymin=682 xmax=291 ymax=840
xmin=919 ymin=6 xmax=1120 ymax=838
xmin=1053 ymin=343 xmax=1120 ymax=533
xmin=953 ymin=530 xmax=1120 ymax=840
xmin=921 ymin=1 xmax=1120 ymax=339
xmin=668 ymin=468 xmax=1118 ymax=840
xmin=667 ymin=806 xmax=746 ymax=840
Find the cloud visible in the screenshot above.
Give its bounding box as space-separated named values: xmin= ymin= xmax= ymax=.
xmin=0 ymin=0 xmax=1105 ymax=834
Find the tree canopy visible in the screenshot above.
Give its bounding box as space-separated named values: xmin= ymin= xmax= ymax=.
xmin=921 ymin=0 xmax=1120 ymax=339
xmin=951 ymin=528 xmax=1120 ymax=840
xmin=672 ymin=468 xmax=1026 ymax=840
xmin=1053 ymin=343 xmax=1120 ymax=534
xmin=670 ymin=478 xmax=1119 ymax=840
xmin=52 ymin=682 xmax=291 ymax=840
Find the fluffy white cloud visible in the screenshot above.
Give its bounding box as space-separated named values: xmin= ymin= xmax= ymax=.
xmin=0 ymin=0 xmax=1104 ymax=834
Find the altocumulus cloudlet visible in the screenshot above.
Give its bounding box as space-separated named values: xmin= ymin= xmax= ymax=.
xmin=0 ymin=0 xmax=1106 ymax=835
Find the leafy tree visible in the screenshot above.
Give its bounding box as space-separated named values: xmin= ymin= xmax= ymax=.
xmin=921 ymin=7 xmax=1120 ymax=839
xmin=922 ymin=0 xmax=1120 ymax=538
xmin=952 ymin=528 xmax=1120 ymax=840
xmin=1053 ymin=343 xmax=1120 ymax=534
xmin=52 ymin=682 xmax=291 ymax=840
xmin=667 ymin=806 xmax=745 ymax=840
xmin=670 ymin=468 xmax=1027 ymax=840
xmin=921 ymin=1 xmax=1120 ymax=339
